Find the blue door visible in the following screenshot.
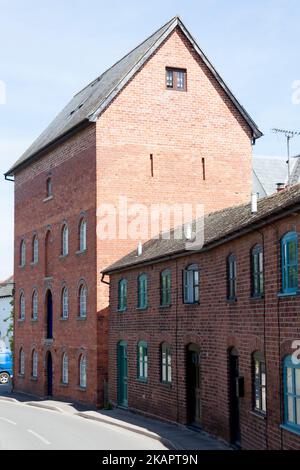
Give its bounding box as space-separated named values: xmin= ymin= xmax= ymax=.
xmin=117 ymin=341 xmax=128 ymax=407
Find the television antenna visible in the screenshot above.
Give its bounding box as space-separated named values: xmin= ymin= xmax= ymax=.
xmin=272 ymin=128 xmax=300 ymax=186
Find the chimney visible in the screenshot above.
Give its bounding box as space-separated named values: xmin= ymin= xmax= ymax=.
xmin=185 ymin=223 xmax=193 ymax=241
xmin=251 ymin=193 xmax=258 ymax=214
xmin=137 ymin=242 xmax=143 ymax=256
xmin=276 ymin=183 xmax=285 ymax=192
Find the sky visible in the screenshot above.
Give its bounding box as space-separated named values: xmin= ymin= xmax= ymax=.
xmin=0 ymin=0 xmax=299 ymax=280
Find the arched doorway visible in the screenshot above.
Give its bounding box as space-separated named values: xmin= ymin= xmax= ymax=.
xmin=228 ymin=347 xmax=241 ymax=447
xmin=46 ymin=290 xmax=53 ymax=339
xmin=46 ymin=352 xmax=53 ymax=397
xmin=186 ymin=343 xmax=201 ymax=427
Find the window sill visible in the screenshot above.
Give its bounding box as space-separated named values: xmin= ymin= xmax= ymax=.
xmin=137 ymin=378 xmax=148 ymax=384
xmin=77 ymin=386 xmax=87 ymax=392
xmin=60 ymin=317 xmax=69 ymax=322
xmin=44 ymin=338 xmax=54 ymax=345
xmin=43 ymin=196 xmax=53 ymax=203
xmin=159 ymin=304 xmax=172 ymax=310
xmin=59 ymin=254 xmax=69 ymax=260
xmin=31 ymin=319 xmax=38 ymax=323
xmin=19 ymin=265 xmax=25 ymax=269
xmin=18 ymin=319 xmax=25 ymax=323
xmin=30 ymin=376 xmax=38 ymax=382
xmin=249 ymin=410 xmax=266 ymax=420
xmin=250 ymin=294 xmax=264 ymax=300
xmin=76 ymin=250 xmax=87 ymax=256
xmin=183 ymin=302 xmax=200 ymax=307
xmin=136 ymin=307 xmax=148 ymax=311
xmin=60 ymin=382 xmax=69 ymax=388
xmin=44 ymin=276 xmax=53 ymax=281
xmin=77 ymin=316 xmax=87 ymax=321
xmin=18 ymin=374 xmax=25 ymax=379
xmin=160 ymin=382 xmax=172 ymax=388
xmin=166 ymin=87 xmax=187 ymax=92
xmin=30 ymin=262 xmax=38 ymax=267
xmin=226 ymin=298 xmax=237 ymax=304
xmin=118 ymin=308 xmax=127 ymax=313
xmin=280 ymin=424 xmax=300 ymax=436
xmin=278 ymin=291 xmax=300 ymax=298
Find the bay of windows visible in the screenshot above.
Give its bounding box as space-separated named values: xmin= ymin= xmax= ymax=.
xmin=283 ymin=356 xmax=300 ymax=432
xmin=281 ymin=232 xmax=298 ymax=294
xmin=160 ymin=269 xmax=171 ymax=307
xmin=137 ymin=274 xmax=148 ymax=309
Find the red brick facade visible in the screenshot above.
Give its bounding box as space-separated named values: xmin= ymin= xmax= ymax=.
xmin=13 ymin=24 xmax=256 ymax=407
xmin=108 ymin=212 xmax=300 ymax=450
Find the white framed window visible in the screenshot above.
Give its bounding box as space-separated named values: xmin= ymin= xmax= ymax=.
xmin=19 ymin=348 xmax=25 ymax=375
xmin=183 ymin=264 xmax=199 ymax=304
xmin=62 ymin=353 xmax=68 ymax=385
xmin=79 ymin=219 xmax=87 ymax=252
xmin=79 ymin=285 xmax=87 ymax=318
xmin=32 ymin=236 xmax=39 ymax=264
xmin=20 ymin=240 xmax=26 ymax=267
xmin=32 ymin=290 xmax=38 ymax=320
xmin=32 ymin=350 xmax=38 ymax=378
xmin=20 ymin=292 xmax=25 ymax=320
xmin=62 ymin=224 xmax=69 ymax=256
xmin=62 ymin=287 xmax=69 ymax=319
xmin=79 ymin=354 xmax=87 ymax=388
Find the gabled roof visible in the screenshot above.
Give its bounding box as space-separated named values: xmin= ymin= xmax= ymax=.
xmin=103 ymin=183 xmax=300 ymax=274
xmin=253 ymin=154 xmax=300 ymax=197
xmin=5 ymin=16 xmax=262 ymax=177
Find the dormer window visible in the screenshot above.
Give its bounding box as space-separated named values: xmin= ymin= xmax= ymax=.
xmin=166 ymin=68 xmax=187 ymax=91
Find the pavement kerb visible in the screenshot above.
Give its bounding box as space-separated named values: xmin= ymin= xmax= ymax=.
xmin=75 ymin=412 xmax=177 ymax=450
xmin=0 ymin=396 xmax=18 ymax=404
xmin=26 ymin=402 xmax=64 ymax=413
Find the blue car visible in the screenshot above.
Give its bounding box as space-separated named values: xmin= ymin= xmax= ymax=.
xmin=0 ymin=350 xmax=13 ymax=385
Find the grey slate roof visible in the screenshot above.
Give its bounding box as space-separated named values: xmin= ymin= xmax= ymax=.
xmin=0 ymin=278 xmax=14 ymax=298
xmin=6 ymin=16 xmax=262 ymax=177
xmin=103 ymin=183 xmax=300 ymax=274
xmin=253 ymin=154 xmax=300 ymax=197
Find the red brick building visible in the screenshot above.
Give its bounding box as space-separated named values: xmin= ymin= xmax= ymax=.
xmin=5 ymin=17 xmax=261 ymax=407
xmin=104 ymin=185 xmax=300 ymax=450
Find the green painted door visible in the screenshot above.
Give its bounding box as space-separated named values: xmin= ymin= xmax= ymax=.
xmin=117 ymin=341 xmax=128 ymax=407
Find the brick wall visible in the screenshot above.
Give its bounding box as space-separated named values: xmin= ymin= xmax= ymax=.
xmin=13 ymin=124 xmax=99 ymax=405
xmin=13 ymin=24 xmax=255 ymax=408
xmin=108 ymin=212 xmax=300 ymax=450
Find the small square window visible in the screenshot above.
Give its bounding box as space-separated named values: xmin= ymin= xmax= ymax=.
xmin=166 ymin=68 xmax=187 ymax=91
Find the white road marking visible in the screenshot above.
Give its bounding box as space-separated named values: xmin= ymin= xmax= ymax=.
xmin=0 ymin=417 xmax=17 ymax=426
xmin=27 ymin=429 xmax=51 ymax=445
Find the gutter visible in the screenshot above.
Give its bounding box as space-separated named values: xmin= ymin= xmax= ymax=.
xmin=103 ymin=200 xmax=300 ymax=275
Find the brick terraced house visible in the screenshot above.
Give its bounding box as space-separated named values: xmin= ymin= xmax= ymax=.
xmin=5 ymin=17 xmax=261 ymax=406
xmin=104 ymin=185 xmax=300 ymax=450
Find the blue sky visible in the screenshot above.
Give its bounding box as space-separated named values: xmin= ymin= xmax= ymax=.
xmin=0 ymin=0 xmax=299 ymax=280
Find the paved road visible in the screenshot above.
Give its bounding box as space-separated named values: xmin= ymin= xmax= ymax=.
xmin=0 ymin=400 xmax=166 ymax=450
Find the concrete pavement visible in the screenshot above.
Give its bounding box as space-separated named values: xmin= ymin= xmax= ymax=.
xmin=0 ymin=384 xmax=229 ymax=450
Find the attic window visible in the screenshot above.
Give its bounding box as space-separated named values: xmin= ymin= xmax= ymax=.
xmin=166 ymin=68 xmax=187 ymax=91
